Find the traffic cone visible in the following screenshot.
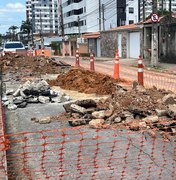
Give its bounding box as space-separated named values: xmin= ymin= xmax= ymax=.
xmin=113 ymin=49 xmax=120 ymax=79
xmin=75 ymin=49 xmax=80 ymax=67
xmin=90 ymin=51 xmax=95 ymax=71
xmin=138 ymin=55 xmax=144 ymax=86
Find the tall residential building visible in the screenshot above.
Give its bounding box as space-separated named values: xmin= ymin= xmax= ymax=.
xmin=61 ymin=0 xmax=126 ymax=35
xmin=26 ymin=0 xmax=59 ymax=34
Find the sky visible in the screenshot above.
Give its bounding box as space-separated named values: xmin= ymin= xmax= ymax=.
xmin=0 ymin=0 xmax=25 ymax=34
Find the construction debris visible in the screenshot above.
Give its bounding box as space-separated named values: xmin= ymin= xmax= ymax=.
xmin=2 ymin=79 xmax=72 ymax=110
xmin=58 ymin=83 xmax=176 ymax=139
xmin=0 ymin=53 xmax=71 ymax=76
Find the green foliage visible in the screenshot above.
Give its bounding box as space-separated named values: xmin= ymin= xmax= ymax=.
xmin=8 ymin=25 xmax=19 ymax=41
xmin=20 ymin=20 xmax=32 ymax=35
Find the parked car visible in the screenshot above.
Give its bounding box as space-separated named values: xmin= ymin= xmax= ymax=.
xmin=2 ymin=41 xmax=25 ymax=55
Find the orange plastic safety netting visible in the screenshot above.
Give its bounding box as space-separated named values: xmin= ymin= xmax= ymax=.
xmin=0 ymin=127 xmax=175 ymax=180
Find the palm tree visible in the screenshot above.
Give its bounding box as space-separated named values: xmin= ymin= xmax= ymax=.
xmin=9 ymin=25 xmax=19 ymax=41
xmin=20 ymin=20 xmax=32 ymax=43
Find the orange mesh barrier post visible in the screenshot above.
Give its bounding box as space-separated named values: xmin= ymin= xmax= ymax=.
xmin=75 ymin=49 xmax=80 ymax=67
xmin=138 ymin=55 xmax=144 ymax=86
xmin=113 ymin=49 xmax=120 ymax=79
xmin=90 ymin=50 xmax=95 ymax=71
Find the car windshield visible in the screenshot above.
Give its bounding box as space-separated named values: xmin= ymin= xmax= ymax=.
xmin=5 ymin=43 xmax=23 ymax=49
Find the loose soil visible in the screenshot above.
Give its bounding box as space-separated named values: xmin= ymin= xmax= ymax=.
xmin=48 ymin=68 xmax=126 ymax=95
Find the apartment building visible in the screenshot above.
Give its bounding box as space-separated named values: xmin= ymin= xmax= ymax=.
xmin=26 ymin=0 xmax=59 ymax=34
xmin=126 ymin=0 xmax=176 ymax=25
xmin=62 ymin=0 xmax=127 ymax=35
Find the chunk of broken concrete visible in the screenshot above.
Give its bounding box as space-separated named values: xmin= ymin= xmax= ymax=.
xmin=68 ymin=119 xmax=89 ymax=126
xmin=167 ymin=104 xmax=176 ymax=117
xmin=39 ymin=117 xmax=51 ymax=124
xmin=70 ymin=104 xmax=86 ymax=114
xmin=27 ymin=97 xmax=39 ymax=103
xmin=162 ymin=94 xmax=176 ymax=105
xmin=7 ymin=104 xmax=17 ymax=110
xmin=2 ymin=96 xmax=8 ymax=102
xmin=13 ymin=88 xmax=21 ymax=97
xmin=92 ymin=111 xmax=106 ymax=119
xmin=51 ymin=96 xmax=61 ymax=103
xmin=89 ymin=119 xmax=105 ymax=129
xmin=6 ymin=89 xmax=14 ymax=95
xmin=17 ymin=102 xmax=27 ymax=108
xmin=129 ymin=121 xmax=140 ymax=131
xmin=143 ymin=116 xmax=159 ymax=123
xmin=114 ymin=117 xmax=122 ymax=123
xmin=38 ymin=96 xmax=50 ymax=104
xmin=155 ymin=109 xmax=167 ymax=117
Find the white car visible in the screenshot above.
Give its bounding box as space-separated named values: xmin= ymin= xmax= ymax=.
xmin=2 ymin=41 xmax=25 ymax=55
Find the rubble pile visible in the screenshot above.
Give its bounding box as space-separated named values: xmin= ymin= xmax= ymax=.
xmin=0 ymin=53 xmax=71 ymax=75
xmin=48 ymin=68 xmax=126 ymax=95
xmin=60 ymin=83 xmax=176 ymax=138
xmin=2 ymin=79 xmax=71 ymax=110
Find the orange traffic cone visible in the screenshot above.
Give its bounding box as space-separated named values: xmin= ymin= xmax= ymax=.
xmin=75 ymin=49 xmax=80 ymax=67
xmin=90 ymin=51 xmax=95 ymax=71
xmin=138 ymin=55 xmax=144 ymax=86
xmin=113 ymin=49 xmax=120 ymax=79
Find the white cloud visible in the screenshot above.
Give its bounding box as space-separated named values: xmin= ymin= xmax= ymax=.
xmin=0 ymin=2 xmax=25 ymax=13
xmin=6 ymin=3 xmax=25 ymax=12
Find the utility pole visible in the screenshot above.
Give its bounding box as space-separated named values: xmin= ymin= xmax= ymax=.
xmin=78 ymin=16 xmax=80 ymax=36
xmin=102 ymin=4 xmax=105 ymax=31
xmin=99 ymin=0 xmax=101 ymax=31
xmin=60 ymin=3 xmax=64 ymax=37
xmin=161 ymin=0 xmax=164 ymax=15
xmin=169 ymin=0 xmax=172 ymax=19
xmin=151 ymin=0 xmax=159 ymax=67
xmin=143 ymin=0 xmax=145 ymax=21
xmin=40 ymin=10 xmax=44 ymax=49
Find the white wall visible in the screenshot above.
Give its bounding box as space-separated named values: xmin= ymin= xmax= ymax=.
xmin=126 ymin=0 xmax=139 ymax=25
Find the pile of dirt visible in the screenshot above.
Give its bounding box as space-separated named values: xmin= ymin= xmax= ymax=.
xmin=0 ymin=53 xmax=70 ymax=75
xmin=48 ymin=68 xmax=126 ymax=95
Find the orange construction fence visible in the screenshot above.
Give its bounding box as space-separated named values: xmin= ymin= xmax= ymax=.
xmin=0 ymin=126 xmax=175 ymax=179
xmin=35 ymin=49 xmax=51 ymax=57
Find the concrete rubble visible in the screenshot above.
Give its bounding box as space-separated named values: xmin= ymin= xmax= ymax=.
xmin=2 ymin=79 xmax=72 ymax=110
xmin=60 ymin=82 xmax=176 ymax=139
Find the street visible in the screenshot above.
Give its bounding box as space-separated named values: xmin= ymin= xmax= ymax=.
xmin=59 ymin=57 xmax=176 ymax=92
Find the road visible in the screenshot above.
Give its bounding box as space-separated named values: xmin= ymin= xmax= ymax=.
xmin=59 ymin=57 xmax=176 ymax=92
xmin=1 ymin=59 xmax=175 ymax=179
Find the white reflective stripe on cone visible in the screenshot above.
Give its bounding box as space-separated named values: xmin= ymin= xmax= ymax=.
xmin=138 ymin=60 xmax=143 ymax=64
xmin=76 ymin=54 xmax=79 ymax=57
xmin=115 ymin=61 xmax=119 ymax=64
xmin=138 ymin=68 xmax=143 ymax=72
xmin=90 ymin=59 xmax=94 ymax=62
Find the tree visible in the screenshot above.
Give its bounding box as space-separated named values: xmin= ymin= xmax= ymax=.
xmin=20 ymin=20 xmax=32 ymax=43
xmin=9 ymin=25 xmax=19 ymax=41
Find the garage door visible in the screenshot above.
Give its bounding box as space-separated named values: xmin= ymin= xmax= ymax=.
xmin=129 ymin=32 xmax=140 ymax=58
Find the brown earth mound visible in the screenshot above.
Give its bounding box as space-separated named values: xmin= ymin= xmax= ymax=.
xmin=48 ymin=68 xmax=126 ymax=95
xmin=0 ymin=53 xmax=70 ymax=75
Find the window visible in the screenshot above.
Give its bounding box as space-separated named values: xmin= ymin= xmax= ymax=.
xmin=129 ymin=7 xmax=134 ymax=13
xmin=129 ymin=20 xmax=134 ymax=24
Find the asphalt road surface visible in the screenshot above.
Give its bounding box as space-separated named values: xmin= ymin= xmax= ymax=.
xmin=2 ymin=64 xmax=176 ymax=180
